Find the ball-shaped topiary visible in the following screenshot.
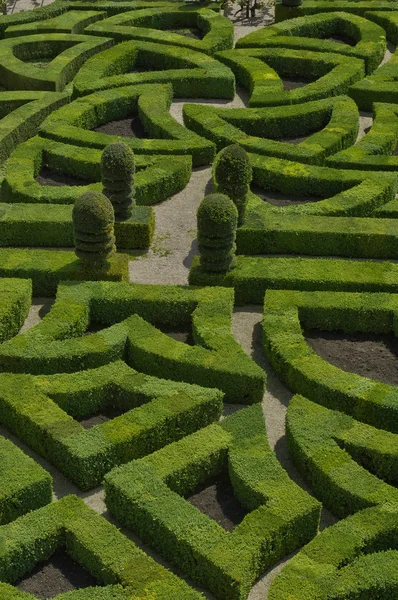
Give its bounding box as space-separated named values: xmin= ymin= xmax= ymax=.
xmin=73 ymin=191 xmax=116 ymax=265
xmin=197 ymin=193 xmax=238 ymax=273
xmin=101 ymin=142 xmax=135 ymax=221
xmin=214 ymin=144 xmax=252 ymax=226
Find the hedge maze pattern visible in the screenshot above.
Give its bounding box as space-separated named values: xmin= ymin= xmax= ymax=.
xmin=0 ymin=0 xmax=398 ymax=598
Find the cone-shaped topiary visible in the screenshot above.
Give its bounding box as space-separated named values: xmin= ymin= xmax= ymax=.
xmin=197 ymin=193 xmax=238 ymax=273
xmin=101 ymin=142 xmax=135 ymax=221
xmin=214 ymin=144 xmax=252 ymax=226
xmin=73 ymin=191 xmax=116 ymax=265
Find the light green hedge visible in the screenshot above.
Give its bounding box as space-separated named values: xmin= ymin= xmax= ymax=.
xmin=39 ymin=82 xmax=215 ymax=166
xmin=263 ymin=289 xmax=398 ymax=432
xmin=73 ymin=39 xmax=235 ymax=98
xmin=275 ymin=0 xmax=398 ymax=20
xmin=5 ymin=9 xmax=106 ymax=36
xmin=85 ymin=6 xmax=234 ymax=55
xmin=105 ymin=405 xmax=320 ymax=600
xmin=0 ymin=495 xmax=204 ymax=599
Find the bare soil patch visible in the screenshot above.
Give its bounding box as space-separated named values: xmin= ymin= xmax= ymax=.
xmin=95 ymin=115 xmax=148 ymax=138
xmin=306 ymin=330 xmax=398 ymax=386
xmin=36 ymin=166 xmax=88 ymax=187
xmin=252 ymin=185 xmax=322 ymax=206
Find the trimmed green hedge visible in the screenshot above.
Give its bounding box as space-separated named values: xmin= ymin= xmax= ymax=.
xmin=85 ymin=6 xmax=234 ymax=55
xmin=0 ymin=435 xmax=52 ymax=525
xmin=5 ymin=9 xmax=106 ymax=36
xmin=39 ymin=83 xmax=215 ymax=166
xmin=0 ymin=0 xmax=66 ymax=38
xmin=183 ymin=95 xmax=359 ymax=165
xmin=275 ymin=0 xmax=398 ymax=20
xmin=0 ymin=33 xmax=113 ymax=92
xmin=189 ymin=255 xmax=398 ymax=305
xmin=73 ymin=39 xmax=235 ymax=98
xmin=104 ymin=405 xmax=320 ymax=600
xmin=237 ymin=11 xmax=386 ymax=74
xmin=287 ymin=395 xmax=398 ymax=517
xmin=0 ymin=363 xmax=222 ymax=489
xmin=215 ymin=47 xmax=365 ymax=107
xmin=0 ymin=248 xmax=128 ymax=296
xmin=0 ymin=278 xmax=31 ymax=343
xmin=268 ymin=501 xmax=398 ymax=600
xmin=0 ymin=494 xmax=204 ymax=599
xmin=0 ymin=91 xmax=68 ymax=164
xmin=0 ymin=280 xmax=265 ymax=402
xmin=263 ymin=289 xmax=398 ymax=432
xmin=3 ymin=136 xmax=192 ymax=206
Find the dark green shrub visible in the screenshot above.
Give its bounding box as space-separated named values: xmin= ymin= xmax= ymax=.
xmin=101 ymin=142 xmax=135 ymax=220
xmin=197 ymin=193 xmax=237 ymax=273
xmin=214 ymin=144 xmax=252 ymax=225
xmin=73 ymin=191 xmax=116 ymax=265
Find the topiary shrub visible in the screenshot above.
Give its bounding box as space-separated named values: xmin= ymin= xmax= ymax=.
xmin=72 ymin=191 xmax=116 ymax=265
xmin=101 ymin=142 xmax=135 ymax=221
xmin=214 ymin=144 xmax=252 ymax=225
xmin=197 ymin=193 xmax=237 ymax=273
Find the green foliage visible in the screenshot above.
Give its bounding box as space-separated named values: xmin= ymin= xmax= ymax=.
xmin=104 ymin=405 xmax=320 ymax=600
xmin=214 ymin=145 xmax=252 ymax=224
xmin=197 ymin=193 xmax=238 ymax=272
xmin=101 ymin=142 xmax=135 ymax=220
xmin=0 ymin=495 xmax=204 ymax=599
xmin=73 ymin=191 xmax=116 ymax=265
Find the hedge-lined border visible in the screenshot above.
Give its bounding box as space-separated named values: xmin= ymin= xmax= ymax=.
xmin=288 ymin=395 xmax=398 ymax=517
xmin=183 ymin=95 xmax=359 ymax=164
xmin=73 ymin=38 xmax=235 ymax=98
xmin=268 ymin=501 xmax=398 ymax=600
xmin=85 ymin=6 xmax=234 ymax=55
xmin=0 ymin=494 xmax=204 ymax=599
xmin=5 ymin=9 xmax=106 ymax=36
xmin=0 ymin=91 xmax=68 ymax=164
xmin=0 ymin=249 xmax=128 ymax=296
xmin=0 ymin=33 xmax=113 ymax=92
xmin=263 ymin=289 xmax=398 ymax=432
xmin=237 ymin=11 xmax=386 ymax=74
xmin=275 ymin=1 xmax=398 ymax=20
xmin=39 ymin=82 xmax=215 ymax=166
xmin=3 ymin=136 xmax=192 ymax=206
xmin=189 ymin=255 xmax=398 ymax=305
xmin=0 ymin=362 xmax=223 ymax=489
xmin=0 ymin=278 xmax=31 ymax=343
xmin=215 ymin=46 xmax=365 ymax=107
xmin=0 ymin=280 xmax=265 ymax=403
xmin=105 ymin=405 xmax=320 ymax=600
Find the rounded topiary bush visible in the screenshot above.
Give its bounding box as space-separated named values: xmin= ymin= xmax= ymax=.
xmin=73 ymin=191 xmax=116 ymax=265
xmin=101 ymin=142 xmax=135 ymax=221
xmin=197 ymin=193 xmax=238 ymax=273
xmin=214 ymin=144 xmax=252 ymax=226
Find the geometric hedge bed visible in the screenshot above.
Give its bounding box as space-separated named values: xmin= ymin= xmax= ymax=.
xmin=0 ymin=0 xmax=398 ymax=598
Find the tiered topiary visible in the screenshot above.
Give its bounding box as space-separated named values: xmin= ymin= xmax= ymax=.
xmin=197 ymin=193 xmax=237 ymax=273
xmin=214 ymin=144 xmax=252 ymax=225
xmin=101 ymin=142 xmax=135 ymax=220
xmin=72 ymin=191 xmax=116 ymax=265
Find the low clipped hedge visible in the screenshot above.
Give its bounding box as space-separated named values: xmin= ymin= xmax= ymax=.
xmin=0 ymin=33 xmax=113 ymax=92
xmin=0 ymin=278 xmax=31 ymax=343
xmin=237 ymin=10 xmax=386 ymax=74
xmin=215 ymin=46 xmax=365 ymax=107
xmin=0 ymin=494 xmax=204 ymax=599
xmin=287 ymin=395 xmax=398 ymax=517
xmin=189 ymin=255 xmax=398 ymax=305
xmin=275 ymin=0 xmax=398 ymax=20
xmin=73 ymin=39 xmax=235 ymax=98
xmin=85 ymin=6 xmax=234 ymax=55
xmin=183 ymin=95 xmax=359 ymax=165
xmin=0 ymin=280 xmax=265 ymax=403
xmin=0 ymin=363 xmax=222 ymax=489
xmin=0 ymin=0 xmax=66 ymax=38
xmin=5 ymin=9 xmax=106 ymax=36
xmin=268 ymin=501 xmax=398 ymax=600
xmin=3 ymin=136 xmax=192 ymax=207
xmin=0 ymin=91 xmax=68 ymax=164
xmin=263 ymin=289 xmax=398 ymax=432
xmin=0 ymin=248 xmax=128 ymax=295
xmin=104 ymin=405 xmax=320 ymax=600
xmin=0 ymin=435 xmax=52 ymax=525
xmin=39 ymin=83 xmax=215 ymax=167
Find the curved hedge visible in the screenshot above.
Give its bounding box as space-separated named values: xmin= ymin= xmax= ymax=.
xmin=73 ymin=39 xmax=235 ymax=98
xmin=104 ymin=405 xmax=320 ymax=600
xmin=39 ymin=83 xmax=215 ymax=166
xmin=85 ymin=7 xmax=234 ymax=55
